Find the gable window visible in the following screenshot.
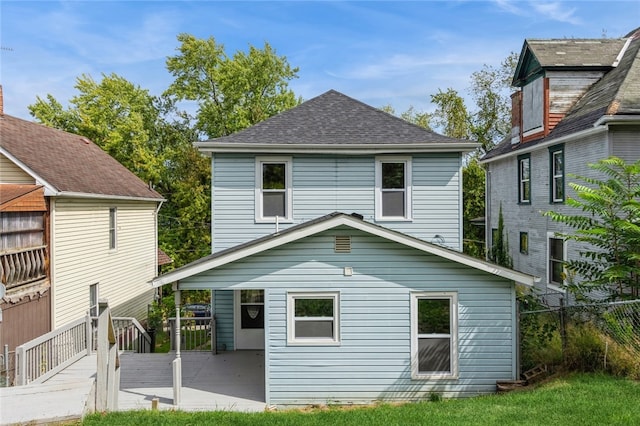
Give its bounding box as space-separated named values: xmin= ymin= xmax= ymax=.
xmin=517 ymin=154 xmax=531 ymax=204
xmin=287 ymin=292 xmax=340 ymax=345
xmin=255 ymin=157 xmax=292 ymax=223
xmin=411 ymin=292 xmax=458 ymax=379
xmin=375 ymin=157 xmax=412 ymax=221
xmin=522 ymin=77 xmax=544 ymax=135
xmin=548 ymin=234 xmax=565 ymax=285
xmin=108 ymin=208 xmax=117 ymax=250
xmin=549 ymin=145 xmax=564 ymax=203
xmin=520 ymin=232 xmax=529 ymax=255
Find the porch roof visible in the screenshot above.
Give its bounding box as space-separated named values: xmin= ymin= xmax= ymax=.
xmin=151 ymin=212 xmax=538 ymax=288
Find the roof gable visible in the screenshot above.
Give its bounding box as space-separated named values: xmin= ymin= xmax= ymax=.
xmin=0 ymin=114 xmax=163 ymax=201
xmin=196 ymin=90 xmax=477 ymax=153
xmin=0 ymin=184 xmax=46 ymax=212
xmin=152 ymin=212 xmax=536 ymax=288
xmin=513 ymin=38 xmax=626 ymax=86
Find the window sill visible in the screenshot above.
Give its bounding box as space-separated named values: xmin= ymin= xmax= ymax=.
xmin=287 ymin=340 xmax=341 ymax=346
xmin=375 ymin=217 xmax=413 ymax=222
xmin=411 ymin=373 xmax=458 ymax=380
xmin=255 ymin=218 xmax=294 ymax=224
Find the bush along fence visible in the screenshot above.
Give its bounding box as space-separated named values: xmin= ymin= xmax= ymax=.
xmin=519 ymin=299 xmax=640 ymax=379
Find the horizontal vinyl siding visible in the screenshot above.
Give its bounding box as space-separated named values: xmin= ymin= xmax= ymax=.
xmin=611 ymin=126 xmax=640 ymax=162
xmin=52 ymin=198 xmax=157 ymax=328
xmin=212 ymin=153 xmax=462 ymax=252
xmin=0 ymin=153 xmax=35 ymax=184
xmin=213 ymin=289 xmax=234 ymax=350
xmin=487 ymin=132 xmax=608 ymax=295
xmin=180 ymin=228 xmax=516 ymax=406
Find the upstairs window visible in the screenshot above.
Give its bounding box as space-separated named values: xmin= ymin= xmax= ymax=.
xmin=517 ymin=154 xmax=531 ymax=204
xmin=109 ymin=208 xmax=117 ymax=250
xmin=549 ymin=145 xmax=564 ymax=203
xmin=522 ymin=77 xmax=544 ymax=135
xmin=255 ymin=157 xmax=292 ymax=223
xmin=375 ymin=157 xmax=412 ymax=221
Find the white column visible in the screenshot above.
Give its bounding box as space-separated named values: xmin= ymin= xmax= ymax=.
xmin=173 ymin=287 xmax=182 ymax=406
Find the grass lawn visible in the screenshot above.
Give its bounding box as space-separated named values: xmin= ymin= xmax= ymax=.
xmin=82 ymin=373 xmax=638 ymax=425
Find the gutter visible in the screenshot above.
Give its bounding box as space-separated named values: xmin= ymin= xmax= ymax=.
xmin=53 ymin=191 xmax=165 ymax=203
xmin=479 ymin=126 xmax=607 ymax=165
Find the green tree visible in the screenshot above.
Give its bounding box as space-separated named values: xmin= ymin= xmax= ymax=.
xmin=380 ymin=104 xmax=432 ymax=130
xmin=489 ymin=202 xmax=513 ymax=268
xmin=165 ymin=33 xmax=300 ymax=138
xmin=463 ymin=158 xmax=486 ymax=257
xmin=544 ymin=157 xmax=640 ymax=300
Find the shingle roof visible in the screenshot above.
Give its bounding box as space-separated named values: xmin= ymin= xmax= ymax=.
xmin=482 ymin=31 xmax=640 ymax=162
xmin=527 ymin=39 xmax=626 ymax=68
xmin=197 ymin=90 xmax=476 ymax=149
xmin=0 ymin=114 xmax=163 ymax=200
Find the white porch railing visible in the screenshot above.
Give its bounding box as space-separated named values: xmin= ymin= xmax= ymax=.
xmin=108 ymin=317 xmax=153 ymax=353
xmin=15 ymin=315 xmax=92 ymax=386
xmin=168 ymin=316 xmax=216 ymax=353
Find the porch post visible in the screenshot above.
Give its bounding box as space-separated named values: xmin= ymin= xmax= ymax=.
xmin=172 ymin=284 xmax=182 ymax=406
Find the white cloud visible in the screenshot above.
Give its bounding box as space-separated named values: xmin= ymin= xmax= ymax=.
xmin=531 ymin=2 xmax=581 ymax=25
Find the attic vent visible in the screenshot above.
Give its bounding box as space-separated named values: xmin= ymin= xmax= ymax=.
xmin=335 ymin=235 xmax=351 ymax=253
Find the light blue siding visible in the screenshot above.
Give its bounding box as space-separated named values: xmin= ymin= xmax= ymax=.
xmin=180 ymin=228 xmax=517 ymax=406
xmin=212 ymin=153 xmax=462 ymax=252
xmin=213 ymin=290 xmax=234 ymax=351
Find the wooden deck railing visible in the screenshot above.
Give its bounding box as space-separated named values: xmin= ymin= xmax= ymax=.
xmin=14 ymin=315 xmax=92 ymax=386
xmin=0 ymin=246 xmax=47 ymax=289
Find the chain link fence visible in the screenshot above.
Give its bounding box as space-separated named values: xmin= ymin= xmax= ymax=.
xmin=520 ymin=299 xmax=640 ymax=377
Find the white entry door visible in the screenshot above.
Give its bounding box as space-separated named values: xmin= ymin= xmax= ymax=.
xmin=234 ymin=290 xmax=265 ymax=350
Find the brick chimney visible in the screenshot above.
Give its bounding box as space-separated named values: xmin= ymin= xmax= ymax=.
xmin=510 ymin=90 xmax=521 ymax=145
xmin=0 ymin=85 xmax=3 ymax=115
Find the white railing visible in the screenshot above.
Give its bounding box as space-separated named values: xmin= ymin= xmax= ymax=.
xmin=168 ymin=316 xmax=216 ymax=353
xmin=15 ymin=315 xmax=92 ymax=386
xmin=107 ymin=317 xmax=153 ymax=353
xmin=96 ymin=301 xmax=120 ymax=411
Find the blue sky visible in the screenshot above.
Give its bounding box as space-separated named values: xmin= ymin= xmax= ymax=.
xmin=1 ymin=1 xmax=638 ymax=121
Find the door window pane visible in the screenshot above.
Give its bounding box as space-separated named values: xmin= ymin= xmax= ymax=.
xmin=241 ymin=290 xmax=264 ymax=329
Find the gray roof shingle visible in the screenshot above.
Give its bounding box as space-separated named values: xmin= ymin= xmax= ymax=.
xmin=197 ymin=90 xmax=476 ymax=148
xmin=482 ymin=31 xmax=640 ymax=162
xmin=0 ymin=114 xmax=163 ymax=200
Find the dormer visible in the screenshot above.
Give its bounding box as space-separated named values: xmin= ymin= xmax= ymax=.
xmin=510 ymin=38 xmax=628 ymax=144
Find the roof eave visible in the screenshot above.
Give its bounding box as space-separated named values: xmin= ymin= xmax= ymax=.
xmin=195 ymin=142 xmax=480 ymax=155
xmin=54 ymin=191 xmax=165 ymax=203
xmin=151 ymin=214 xmax=536 ymax=288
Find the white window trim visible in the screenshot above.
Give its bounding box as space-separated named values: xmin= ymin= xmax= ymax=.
xmin=287 ymin=291 xmax=340 ymax=346
xmin=255 ymin=156 xmax=293 ymax=223
xmin=551 ymin=149 xmax=564 ymax=203
xmin=410 ymin=291 xmax=458 ymax=380
xmin=375 ymin=156 xmax=412 ymax=221
xmin=518 ymin=156 xmax=531 ymax=203
xmin=108 ymin=207 xmax=117 ymax=250
xmin=547 ymin=231 xmax=567 ymax=286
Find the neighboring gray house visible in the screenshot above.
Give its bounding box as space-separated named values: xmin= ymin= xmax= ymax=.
xmin=153 ymin=90 xmax=535 ymax=407
xmin=480 ymin=28 xmax=640 ymax=300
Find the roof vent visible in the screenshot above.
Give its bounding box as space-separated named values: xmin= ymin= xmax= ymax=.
xmin=335 ymin=235 xmax=351 ymax=253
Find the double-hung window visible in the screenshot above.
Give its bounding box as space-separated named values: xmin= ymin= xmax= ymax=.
xmin=287 ymin=292 xmax=340 ymax=345
xmin=108 ymin=208 xmax=117 ymax=250
xmin=256 ymin=157 xmax=292 ymax=223
xmin=548 ymin=234 xmax=565 ymax=285
xmin=375 ymin=157 xmax=412 ymax=221
xmin=549 ymin=145 xmax=564 ymax=203
xmin=411 ymin=292 xmax=458 ymax=379
xmin=517 ymin=154 xmax=531 ymax=204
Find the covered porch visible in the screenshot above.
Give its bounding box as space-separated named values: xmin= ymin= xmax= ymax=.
xmin=118 ymin=350 xmax=266 ymax=412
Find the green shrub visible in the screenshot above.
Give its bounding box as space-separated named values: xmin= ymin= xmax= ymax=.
xmin=564 ymin=323 xmax=606 ymax=372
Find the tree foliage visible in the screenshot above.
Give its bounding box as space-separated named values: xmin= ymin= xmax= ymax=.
xmin=544 ymin=157 xmax=640 ymax=300
xmin=165 ymin=33 xmax=300 ymax=138
xmin=489 ymin=202 xmax=513 ymax=268
xmin=28 ymin=34 xmax=302 ymax=269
